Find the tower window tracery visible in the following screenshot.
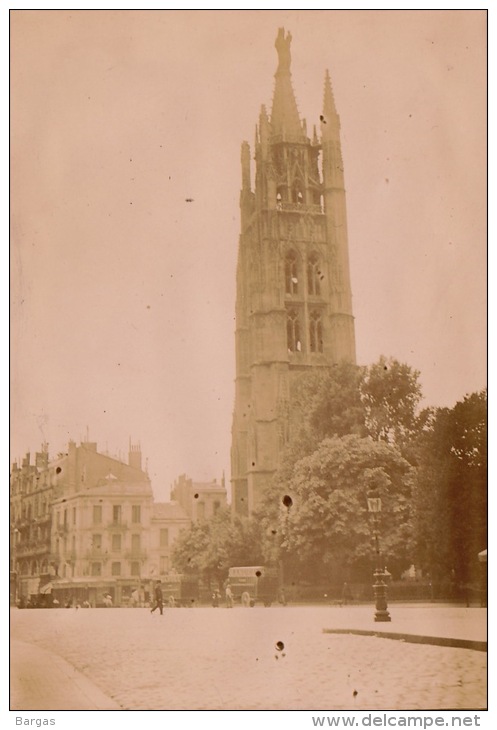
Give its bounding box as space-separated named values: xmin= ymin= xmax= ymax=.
xmin=276 ymin=184 xmax=288 ymax=208
xmin=309 ymin=310 xmax=324 ymax=353
xmin=287 ymin=308 xmax=302 ymax=352
xmin=285 ymin=251 xmax=299 ymax=294
xmin=292 ymin=181 xmax=304 ymax=205
xmin=307 ymin=253 xmax=322 ymax=295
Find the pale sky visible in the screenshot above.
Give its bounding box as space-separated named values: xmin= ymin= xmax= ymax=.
xmin=10 ymin=10 xmax=487 ymax=502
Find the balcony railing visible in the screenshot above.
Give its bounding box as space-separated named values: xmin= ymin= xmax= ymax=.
xmin=277 ymin=202 xmax=324 ymax=215
xmin=270 ymin=133 xmax=308 ymax=145
xmin=125 ymin=550 xmax=147 ymax=561
xmin=106 ymin=521 xmax=128 ymax=531
xmin=85 ymin=548 xmax=106 ymax=560
xmin=16 ymin=541 xmax=51 ymax=557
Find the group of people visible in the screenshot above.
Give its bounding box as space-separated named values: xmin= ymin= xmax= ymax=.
xmin=211 ymin=584 xmax=234 ymax=608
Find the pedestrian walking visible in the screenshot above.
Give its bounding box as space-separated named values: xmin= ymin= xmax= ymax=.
xmin=341 ymin=582 xmax=352 ymax=606
xmin=150 ymin=580 xmax=164 ymax=615
xmin=225 ymin=584 xmax=234 ymax=608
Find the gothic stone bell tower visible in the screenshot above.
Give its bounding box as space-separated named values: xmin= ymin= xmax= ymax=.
xmin=231 ymin=29 xmax=356 ymax=516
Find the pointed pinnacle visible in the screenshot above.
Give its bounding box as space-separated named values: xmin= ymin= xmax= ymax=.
xmin=322 ymin=68 xmax=338 ymax=120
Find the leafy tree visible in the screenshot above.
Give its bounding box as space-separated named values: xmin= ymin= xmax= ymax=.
xmin=172 ymin=508 xmax=265 ymax=588
xmin=289 ymin=361 xmax=367 ymax=445
xmin=255 ymin=357 xmax=425 ymax=586
xmin=283 ymin=357 xmax=425 ymax=468
xmin=171 ymin=516 xmax=213 ymax=580
xmin=267 ymin=362 xmax=367 ymax=497
xmin=260 ymin=434 xmax=414 ymax=586
xmin=412 ymin=389 xmax=487 ymax=590
xmin=360 ymin=357 xmax=424 ymax=454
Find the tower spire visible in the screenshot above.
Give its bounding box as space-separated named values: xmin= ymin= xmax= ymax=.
xmin=321 ymin=69 xmax=340 ymax=134
xmin=270 ymin=28 xmax=304 ymax=139
xmin=231 ymin=31 xmax=356 ymax=519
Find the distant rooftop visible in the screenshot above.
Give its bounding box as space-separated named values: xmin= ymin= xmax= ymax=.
xmin=152 ymin=501 xmax=190 ymax=521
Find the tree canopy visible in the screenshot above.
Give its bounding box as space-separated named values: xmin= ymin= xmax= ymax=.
xmin=259 ymin=434 xmax=413 ymax=585
xmin=412 ymin=389 xmax=487 ymax=587
xmin=171 ymin=359 xmax=486 ymax=600
xmin=172 ymin=507 xmax=264 ymax=587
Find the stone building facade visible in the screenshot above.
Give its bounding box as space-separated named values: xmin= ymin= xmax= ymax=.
xmin=171 ymin=473 xmax=227 ymax=522
xmin=10 ymin=445 xmax=52 ymax=602
xmin=10 ymin=440 xmax=191 ymax=606
xmin=149 ymin=501 xmax=192 ymax=578
xmin=231 ymin=29 xmax=356 ymax=516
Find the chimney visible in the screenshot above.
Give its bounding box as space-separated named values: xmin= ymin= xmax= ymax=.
xmin=128 ymin=440 xmax=142 ymax=471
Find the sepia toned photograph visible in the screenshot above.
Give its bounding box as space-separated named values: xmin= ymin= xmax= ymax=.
xmin=9 ymin=9 xmax=487 ymax=716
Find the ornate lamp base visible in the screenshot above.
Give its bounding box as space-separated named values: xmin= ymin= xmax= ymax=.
xmin=373 ymin=570 xmax=391 ymax=622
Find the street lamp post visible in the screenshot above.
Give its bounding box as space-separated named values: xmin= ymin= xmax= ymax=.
xmin=367 ymin=494 xmax=391 ymax=622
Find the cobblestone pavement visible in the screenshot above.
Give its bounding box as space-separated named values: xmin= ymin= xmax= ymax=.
xmin=10 ymin=605 xmax=487 ymax=711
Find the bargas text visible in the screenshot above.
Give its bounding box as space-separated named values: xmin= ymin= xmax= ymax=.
xmin=16 ymin=720 xmax=55 ymax=726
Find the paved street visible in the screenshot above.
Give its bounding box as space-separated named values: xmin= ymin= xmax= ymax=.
xmin=10 ymin=605 xmax=487 ymax=711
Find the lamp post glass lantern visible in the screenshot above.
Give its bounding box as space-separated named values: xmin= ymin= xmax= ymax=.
xmin=367 ymin=494 xmax=391 ymax=622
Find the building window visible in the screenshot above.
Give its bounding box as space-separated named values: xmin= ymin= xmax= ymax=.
xmin=112 ymin=533 xmax=122 ymax=552
xmin=93 ymin=505 xmax=102 ymax=525
xmin=197 ymin=502 xmax=205 ymax=521
xmin=276 ymin=184 xmax=287 ymax=208
xmin=213 ymin=500 xmax=221 ymax=514
xmin=307 ymin=253 xmax=321 ymax=295
xmin=131 ymin=534 xmax=141 ymax=553
xmin=309 ymin=310 xmax=324 ymax=353
xmin=159 ymin=529 xmax=169 ymax=548
xmin=112 ymin=505 xmax=122 ymax=524
xmin=92 ymin=534 xmax=102 ymax=551
xmin=111 ymin=562 xmax=121 ymax=576
xmin=287 ymin=308 xmax=302 ymax=352
xmin=130 ymin=562 xmax=140 ymax=577
xmin=91 ymin=562 xmax=102 ymax=577
xmin=291 ymin=181 xmax=304 ymax=205
xmin=285 ymin=251 xmax=299 ymax=295
xmin=159 ymin=556 xmax=169 ymax=575
xmin=132 ymin=505 xmax=141 ymax=524
xmin=72 ymin=507 xmax=76 ymax=525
